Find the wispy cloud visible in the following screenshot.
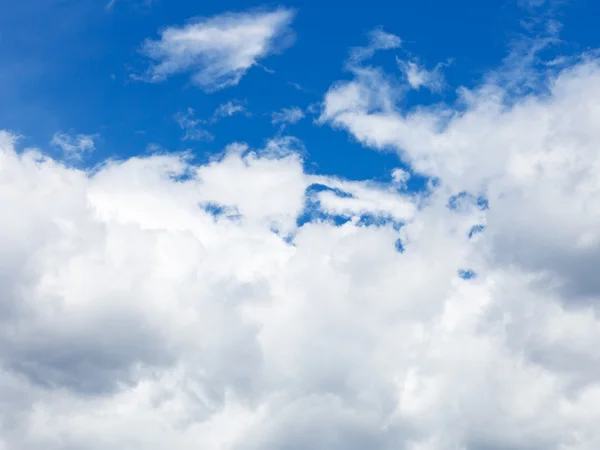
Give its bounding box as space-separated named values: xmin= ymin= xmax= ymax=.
xmin=106 ymin=0 xmax=155 ymax=12
xmin=51 ymin=131 xmax=97 ymax=159
xmin=288 ymin=81 xmax=318 ymax=95
xmin=518 ymin=0 xmax=548 ymax=8
xmin=271 ymin=106 xmax=305 ymax=126
xmin=397 ymin=58 xmax=447 ymax=92
xmin=175 ymin=101 xmax=248 ymax=141
xmin=211 ymin=100 xmax=247 ymax=122
xmin=349 ymin=27 xmax=402 ymax=65
xmin=174 ymin=108 xmax=213 ymax=141
xmin=391 ymin=167 xmax=410 ymax=187
xmin=288 ymin=81 xmax=305 ymax=91
xmin=137 ymin=8 xmax=295 ymax=92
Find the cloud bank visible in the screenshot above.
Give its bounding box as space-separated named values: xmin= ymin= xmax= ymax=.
xmin=3 ymin=19 xmax=600 ymax=450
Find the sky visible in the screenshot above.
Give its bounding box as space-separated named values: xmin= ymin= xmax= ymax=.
xmin=2 ymin=0 xmax=600 ymax=448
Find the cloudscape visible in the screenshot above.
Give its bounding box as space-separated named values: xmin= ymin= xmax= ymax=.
xmin=2 ymin=0 xmax=600 ymax=448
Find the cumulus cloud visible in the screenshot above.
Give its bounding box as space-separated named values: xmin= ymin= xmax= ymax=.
xmin=50 ymin=131 xmax=97 ymax=159
xmin=318 ymin=26 xmax=600 ymax=447
xmin=271 ymin=106 xmax=305 ymax=126
xmin=138 ymin=8 xmax=295 ymax=91
xmin=324 ymin=30 xmax=600 ymax=315
xmin=4 ymin=14 xmax=600 ymax=450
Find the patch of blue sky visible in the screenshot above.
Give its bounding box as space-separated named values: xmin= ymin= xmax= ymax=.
xmin=458 ymin=269 xmax=478 ymax=280
xmin=468 ymin=224 xmax=486 ymax=239
xmin=448 ymin=192 xmax=490 ymax=211
xmin=296 ymin=183 xmax=407 ymax=230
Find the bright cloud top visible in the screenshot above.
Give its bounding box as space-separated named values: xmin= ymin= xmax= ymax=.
xmin=139 ymin=8 xmax=295 ymax=91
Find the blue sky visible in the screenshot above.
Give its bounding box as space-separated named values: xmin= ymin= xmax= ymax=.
xmin=3 ymin=0 xmax=598 ymax=181
xmin=5 ymin=1 xmax=600 ymax=448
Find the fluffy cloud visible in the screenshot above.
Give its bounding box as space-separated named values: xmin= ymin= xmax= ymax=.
xmin=321 ymin=30 xmax=600 ymax=305
xmin=0 ymin=130 xmax=423 ymax=445
xmin=138 ymin=8 xmax=295 ymax=91
xmin=50 ymin=131 xmax=97 ymax=159
xmin=4 ymin=19 xmax=600 ymax=450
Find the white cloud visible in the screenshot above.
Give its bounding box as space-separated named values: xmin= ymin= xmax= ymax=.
xmin=271 ymin=106 xmax=305 ymax=126
xmin=322 ymin=25 xmax=600 ymax=300
xmin=4 ymin=16 xmax=600 ymax=450
xmin=138 ymin=8 xmax=295 ymax=92
xmin=319 ymin=28 xmax=600 ymax=447
xmin=51 ymin=131 xmax=97 ymax=159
